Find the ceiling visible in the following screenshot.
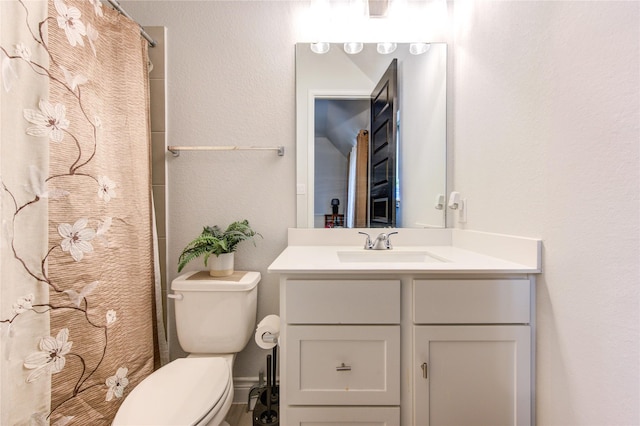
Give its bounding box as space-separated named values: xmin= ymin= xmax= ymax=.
xmin=315 ymin=98 xmax=369 ymax=156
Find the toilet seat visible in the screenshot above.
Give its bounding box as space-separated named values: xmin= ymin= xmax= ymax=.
xmin=112 ymin=357 xmax=231 ymax=426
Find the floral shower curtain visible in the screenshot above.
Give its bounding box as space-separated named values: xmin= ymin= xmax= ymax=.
xmin=0 ymin=0 xmax=156 ymax=424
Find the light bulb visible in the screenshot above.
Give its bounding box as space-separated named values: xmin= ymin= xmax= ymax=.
xmin=343 ymin=42 xmax=364 ymax=54
xmin=310 ymin=42 xmax=330 ymax=54
xmin=409 ymin=43 xmax=431 ymax=55
xmin=377 ymin=42 xmax=397 ymax=54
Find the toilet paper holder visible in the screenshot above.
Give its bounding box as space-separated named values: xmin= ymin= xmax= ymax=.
xmin=255 ymin=314 xmax=280 ymax=350
xmin=261 ymin=332 xmax=278 ymax=345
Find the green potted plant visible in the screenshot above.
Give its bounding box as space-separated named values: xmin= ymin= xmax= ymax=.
xmin=177 ymin=219 xmax=261 ymax=277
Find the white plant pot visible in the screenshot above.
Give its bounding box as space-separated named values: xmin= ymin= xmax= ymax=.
xmin=209 ymin=252 xmax=234 ymax=277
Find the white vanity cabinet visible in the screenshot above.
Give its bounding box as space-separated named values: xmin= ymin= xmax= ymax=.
xmin=278 ymin=275 xmax=535 ymax=426
xmin=281 ymin=279 xmax=402 ymax=425
xmin=412 ymin=279 xmax=533 ymax=426
xmin=270 ymin=229 xmax=541 ymax=426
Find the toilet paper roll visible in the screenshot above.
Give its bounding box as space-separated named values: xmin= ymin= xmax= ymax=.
xmin=255 ymin=314 xmax=280 ymax=349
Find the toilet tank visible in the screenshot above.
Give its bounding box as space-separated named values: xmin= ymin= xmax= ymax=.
xmin=171 ymin=271 xmax=260 ymax=354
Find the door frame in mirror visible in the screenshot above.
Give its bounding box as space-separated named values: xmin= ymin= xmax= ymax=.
xmin=303 ymin=89 xmax=371 ymax=229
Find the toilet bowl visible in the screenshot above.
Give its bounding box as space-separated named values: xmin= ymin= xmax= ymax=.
xmin=113 ymin=271 xmax=260 ymax=426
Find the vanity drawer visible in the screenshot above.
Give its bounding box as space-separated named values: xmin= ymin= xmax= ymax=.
xmin=287 ymin=406 xmax=400 ymax=425
xmin=413 ymin=279 xmax=531 ymax=324
xmin=285 ymin=279 xmax=400 ymax=324
xmin=286 ymin=325 xmax=400 ymax=405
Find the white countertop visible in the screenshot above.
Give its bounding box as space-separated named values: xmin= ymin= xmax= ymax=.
xmin=268 ymin=245 xmax=538 ymax=274
xmin=268 ymin=229 xmax=542 ymax=275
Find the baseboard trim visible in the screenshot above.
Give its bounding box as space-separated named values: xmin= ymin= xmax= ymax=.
xmin=234 ymin=376 xmax=260 ymax=403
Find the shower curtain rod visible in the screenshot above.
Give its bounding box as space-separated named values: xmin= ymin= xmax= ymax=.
xmin=105 ymin=0 xmax=157 ymax=47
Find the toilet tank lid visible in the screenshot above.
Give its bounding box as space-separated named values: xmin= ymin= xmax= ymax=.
xmin=172 ymin=270 xmax=260 ymax=291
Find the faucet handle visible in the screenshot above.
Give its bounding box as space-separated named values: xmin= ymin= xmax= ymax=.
xmin=358 ymin=232 xmax=372 ymax=249
xmin=386 ymin=231 xmax=398 ymax=249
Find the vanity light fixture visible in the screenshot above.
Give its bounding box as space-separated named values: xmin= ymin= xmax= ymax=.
xmin=343 ymin=42 xmax=364 ymax=54
xmin=409 ymin=42 xmax=431 ymax=55
xmin=310 ymin=42 xmax=330 ymax=54
xmin=367 ymin=0 xmax=390 ymax=17
xmin=377 ymin=42 xmax=397 ymax=54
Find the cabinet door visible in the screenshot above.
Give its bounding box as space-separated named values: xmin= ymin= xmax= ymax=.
xmin=414 ymin=326 xmax=531 ymax=426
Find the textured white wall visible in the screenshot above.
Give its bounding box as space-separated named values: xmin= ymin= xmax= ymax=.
xmin=452 ymin=1 xmax=639 ymax=424
xmin=121 ymin=1 xmax=301 ymax=377
xmin=122 ymin=1 xmax=640 ymax=422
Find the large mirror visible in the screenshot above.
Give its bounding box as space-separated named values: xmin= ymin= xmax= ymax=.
xmin=296 ymin=42 xmax=447 ymax=228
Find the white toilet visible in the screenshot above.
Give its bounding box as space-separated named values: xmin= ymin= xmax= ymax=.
xmin=113 ymin=270 xmax=260 ymax=426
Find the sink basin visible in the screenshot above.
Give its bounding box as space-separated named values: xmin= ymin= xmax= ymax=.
xmin=337 ymin=250 xmax=447 ymax=263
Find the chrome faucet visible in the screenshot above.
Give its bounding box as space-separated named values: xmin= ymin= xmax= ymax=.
xmin=359 ymin=231 xmax=398 ymax=250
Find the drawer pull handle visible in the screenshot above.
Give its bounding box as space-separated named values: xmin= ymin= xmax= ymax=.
xmin=336 ymin=363 xmax=351 ymax=372
xmin=421 ymin=362 xmax=428 ymax=379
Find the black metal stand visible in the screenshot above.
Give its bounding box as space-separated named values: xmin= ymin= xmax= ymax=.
xmin=252 ymin=346 xmax=279 ymax=425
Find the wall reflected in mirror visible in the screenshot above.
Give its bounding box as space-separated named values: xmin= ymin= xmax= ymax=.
xmin=296 ymin=42 xmax=448 ymax=229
